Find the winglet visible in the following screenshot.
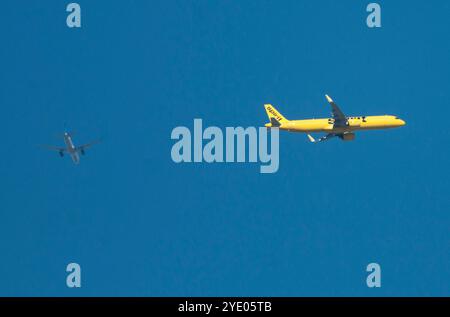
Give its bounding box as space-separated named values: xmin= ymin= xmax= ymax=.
xmin=325 ymin=94 xmax=333 ymax=103
xmin=307 ymin=134 xmax=316 ymax=143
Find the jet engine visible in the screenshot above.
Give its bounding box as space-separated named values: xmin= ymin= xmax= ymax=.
xmin=341 ymin=132 xmax=355 ymax=141
xmin=81 ymin=149 xmax=85 ymax=155
xmin=59 ymin=151 xmax=64 ymax=157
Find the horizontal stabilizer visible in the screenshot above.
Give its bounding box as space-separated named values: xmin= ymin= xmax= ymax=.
xmin=270 ymin=117 xmax=281 ymax=127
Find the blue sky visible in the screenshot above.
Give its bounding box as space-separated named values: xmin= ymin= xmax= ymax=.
xmin=0 ymin=0 xmax=449 ymax=296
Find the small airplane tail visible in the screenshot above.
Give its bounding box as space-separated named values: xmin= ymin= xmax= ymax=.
xmin=264 ymin=104 xmax=289 ymax=127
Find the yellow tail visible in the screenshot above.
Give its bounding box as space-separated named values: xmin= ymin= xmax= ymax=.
xmin=264 ymin=104 xmax=289 ymax=127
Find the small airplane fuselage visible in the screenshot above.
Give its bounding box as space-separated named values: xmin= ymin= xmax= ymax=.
xmin=63 ymin=133 xmax=80 ymax=164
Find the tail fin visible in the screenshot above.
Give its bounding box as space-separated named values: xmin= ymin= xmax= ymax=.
xmin=264 ymin=104 xmax=289 ymax=127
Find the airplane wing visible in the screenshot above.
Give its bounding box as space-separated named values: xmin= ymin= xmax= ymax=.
xmin=307 ymin=133 xmax=336 ymax=143
xmin=75 ymin=139 xmax=101 ymax=152
xmin=40 ymin=145 xmax=66 ymax=152
xmin=325 ymin=95 xmax=347 ymax=126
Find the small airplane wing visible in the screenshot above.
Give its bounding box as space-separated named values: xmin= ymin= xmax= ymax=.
xmin=40 ymin=145 xmax=66 ymax=152
xmin=325 ymin=95 xmax=347 ymax=126
xmin=75 ymin=139 xmax=101 ymax=152
xmin=307 ymin=133 xmax=336 ymax=143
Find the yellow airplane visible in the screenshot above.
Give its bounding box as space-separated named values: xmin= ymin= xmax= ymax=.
xmin=264 ymin=95 xmax=406 ymax=142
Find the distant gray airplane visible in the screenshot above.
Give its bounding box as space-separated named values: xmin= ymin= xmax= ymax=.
xmin=42 ymin=132 xmax=99 ymax=164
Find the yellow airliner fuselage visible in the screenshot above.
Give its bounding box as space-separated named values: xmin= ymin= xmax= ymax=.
xmin=264 ymin=95 xmax=406 ymax=142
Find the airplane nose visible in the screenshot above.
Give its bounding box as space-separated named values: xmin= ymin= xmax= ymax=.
xmin=399 ymin=119 xmax=406 ymax=126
